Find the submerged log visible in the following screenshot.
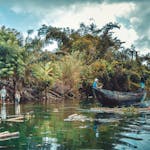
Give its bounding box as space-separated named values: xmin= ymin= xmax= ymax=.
xmin=64 ymin=113 xmax=92 ymax=122
xmin=6 ymin=115 xmax=24 ymax=119
xmin=6 ymin=119 xmax=24 ymax=123
xmin=0 ymin=131 xmax=19 ymax=139
xmin=90 ymin=107 xmax=150 ymax=115
xmin=0 ymin=131 xmax=9 ymax=136
xmin=6 ymin=116 xmax=24 ymax=122
xmin=1 ymin=112 xmax=33 ymax=122
xmin=64 ymin=113 xmax=121 ymax=122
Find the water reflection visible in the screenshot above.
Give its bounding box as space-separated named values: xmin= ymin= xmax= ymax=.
xmin=42 ymin=137 xmax=60 ymax=149
xmin=15 ymin=103 xmax=20 ymax=115
xmin=0 ymin=101 xmax=150 ymax=150
xmin=1 ymin=103 xmax=6 ymax=120
xmin=27 ymin=136 xmax=61 ymax=150
xmin=93 ymin=114 xmax=100 ymax=138
xmin=93 ymin=123 xmax=99 ymax=138
xmin=114 ymin=112 xmax=150 ymax=150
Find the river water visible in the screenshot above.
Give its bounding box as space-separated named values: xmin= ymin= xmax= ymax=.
xmin=0 ymin=100 xmax=150 ymax=150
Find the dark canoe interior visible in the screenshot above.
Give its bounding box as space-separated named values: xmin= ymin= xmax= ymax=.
xmin=93 ymin=88 xmax=147 ymax=107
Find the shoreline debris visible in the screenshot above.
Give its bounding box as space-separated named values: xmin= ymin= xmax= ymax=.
xmin=0 ymin=131 xmax=19 ymax=141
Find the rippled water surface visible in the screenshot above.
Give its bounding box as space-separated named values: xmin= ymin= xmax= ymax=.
xmin=0 ymin=100 xmax=150 ymax=150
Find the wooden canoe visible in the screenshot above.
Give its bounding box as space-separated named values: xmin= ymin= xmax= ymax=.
xmin=93 ymin=88 xmax=147 ymax=107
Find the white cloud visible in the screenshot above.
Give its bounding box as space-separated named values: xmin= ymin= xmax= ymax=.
xmin=10 ymin=1 xmax=149 ymax=54
xmin=39 ymin=2 xmax=138 ymax=49
xmin=11 ymin=6 xmax=24 ymax=14
xmin=42 ymin=41 xmax=58 ymax=52
xmin=130 ymin=17 xmax=141 ymax=24
xmin=138 ymin=48 xmax=149 ymax=55
xmin=22 ymin=31 xmax=58 ymax=52
xmin=39 ymin=2 xmax=135 ymax=29
xmin=113 ymin=24 xmax=138 ymax=48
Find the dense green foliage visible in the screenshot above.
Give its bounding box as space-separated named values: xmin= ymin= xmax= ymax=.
xmin=0 ymin=22 xmax=150 ymax=101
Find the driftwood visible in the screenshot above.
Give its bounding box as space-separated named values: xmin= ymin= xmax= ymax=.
xmin=6 ymin=115 xmax=24 ymax=119
xmin=6 ymin=117 xmax=24 ymax=123
xmin=64 ymin=113 xmax=121 ymax=123
xmin=64 ymin=114 xmax=92 ymax=122
xmin=0 ymin=131 xmax=19 ymax=139
xmin=49 ymin=90 xmax=62 ymax=98
xmin=0 ymin=131 xmax=9 ymax=136
xmin=0 ymin=111 xmax=33 ymax=122
xmin=90 ymin=107 xmax=150 ymax=115
xmin=47 ymin=93 xmax=62 ymax=101
xmin=5 ymin=115 xmax=24 ymax=122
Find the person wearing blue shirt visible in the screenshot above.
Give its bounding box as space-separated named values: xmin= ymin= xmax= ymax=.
xmin=140 ymin=77 xmax=145 ymax=90
xmin=92 ymin=78 xmax=103 ymax=89
xmin=92 ymin=78 xmax=98 ymax=88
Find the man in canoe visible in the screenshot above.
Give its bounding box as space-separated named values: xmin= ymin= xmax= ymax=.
xmin=92 ymin=78 xmax=98 ymax=88
xmin=92 ymin=78 xmax=103 ymax=99
xmin=92 ymin=78 xmax=103 ymax=89
xmin=140 ymin=77 xmax=145 ymax=90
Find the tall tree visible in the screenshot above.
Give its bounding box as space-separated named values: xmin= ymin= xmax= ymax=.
xmin=32 ymin=61 xmax=60 ymax=100
xmin=0 ymin=27 xmax=25 ymax=95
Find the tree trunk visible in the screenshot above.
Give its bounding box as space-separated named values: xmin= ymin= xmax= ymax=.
xmin=45 ymin=86 xmax=47 ymax=101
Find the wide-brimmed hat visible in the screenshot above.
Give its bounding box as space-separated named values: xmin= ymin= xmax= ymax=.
xmin=95 ymin=78 xmax=98 ymax=82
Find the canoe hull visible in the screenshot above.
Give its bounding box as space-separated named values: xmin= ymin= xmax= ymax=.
xmin=93 ymin=88 xmax=147 ymax=107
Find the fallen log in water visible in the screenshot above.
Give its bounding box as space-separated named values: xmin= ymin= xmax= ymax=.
xmin=90 ymin=107 xmax=150 ymax=115
xmin=1 ymin=113 xmax=33 ymax=122
xmin=0 ymin=131 xmax=9 ymax=136
xmin=0 ymin=146 xmax=10 ymax=149
xmin=6 ymin=119 xmax=24 ymax=123
xmin=6 ymin=116 xmax=24 ymax=122
xmin=7 ymin=116 xmax=24 ymax=120
xmin=0 ymin=131 xmax=19 ymax=139
xmin=64 ymin=114 xmax=121 ymax=123
xmin=6 ymin=115 xmax=24 ymax=119
xmin=64 ymin=113 xmax=92 ymax=122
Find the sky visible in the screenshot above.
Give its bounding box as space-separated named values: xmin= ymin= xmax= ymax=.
xmin=0 ymin=0 xmax=150 ymax=54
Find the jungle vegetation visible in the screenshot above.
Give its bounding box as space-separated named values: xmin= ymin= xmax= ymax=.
xmin=0 ymin=22 xmax=149 ymax=101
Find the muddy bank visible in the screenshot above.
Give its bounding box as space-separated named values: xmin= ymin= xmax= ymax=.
xmin=0 ymin=81 xmax=76 ymax=103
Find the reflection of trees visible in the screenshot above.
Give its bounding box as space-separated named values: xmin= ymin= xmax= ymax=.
xmin=15 ymin=103 xmax=20 ymax=115
xmin=1 ymin=106 xmax=121 ymax=149
xmin=89 ymin=113 xmax=121 ymax=149
xmin=27 ymin=137 xmax=61 ymax=149
xmin=0 ymin=104 xmax=144 ymax=150
xmin=49 ymin=112 xmax=120 ymax=150
xmin=1 ymin=103 xmax=6 ymax=120
xmin=0 ymin=104 xmax=52 ymax=149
